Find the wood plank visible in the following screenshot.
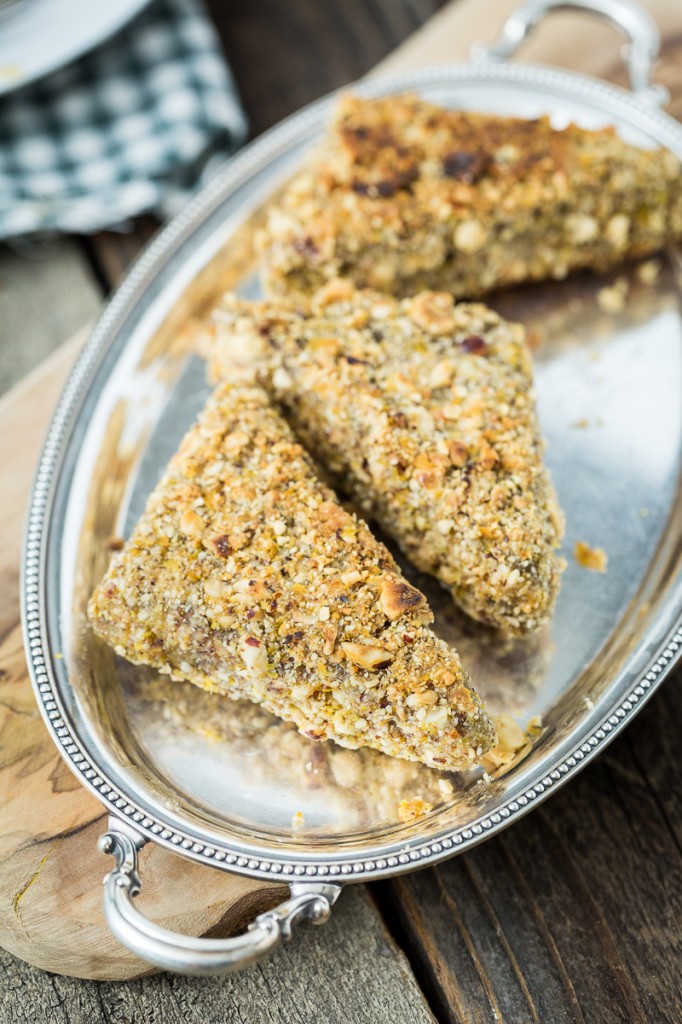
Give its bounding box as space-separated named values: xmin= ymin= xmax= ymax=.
xmin=377 ymin=0 xmax=681 ymax=78
xmin=82 ymin=216 xmax=159 ymax=292
xmin=0 ymin=332 xmax=84 ymax=558
xmin=379 ymin=683 xmax=682 ymax=1024
xmin=208 ymin=0 xmax=447 ymax=137
xmin=0 ymin=888 xmax=435 ymax=1024
xmin=0 ymin=240 xmax=101 ymax=397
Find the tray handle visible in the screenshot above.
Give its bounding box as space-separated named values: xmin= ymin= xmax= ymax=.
xmin=99 ymin=821 xmax=341 ymax=976
xmin=472 ymin=0 xmax=667 ymax=103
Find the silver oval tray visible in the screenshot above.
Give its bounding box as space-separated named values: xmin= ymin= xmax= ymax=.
xmin=22 ymin=0 xmax=682 ymax=976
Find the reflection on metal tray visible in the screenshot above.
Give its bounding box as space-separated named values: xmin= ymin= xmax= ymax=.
xmin=22 ymin=0 xmax=682 ymax=977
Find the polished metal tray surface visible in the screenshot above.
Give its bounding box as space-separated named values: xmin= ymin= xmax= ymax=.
xmin=22 ymin=0 xmax=682 ymax=975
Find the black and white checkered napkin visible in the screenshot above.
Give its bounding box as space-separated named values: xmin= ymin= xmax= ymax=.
xmin=0 ymin=0 xmax=247 ymax=239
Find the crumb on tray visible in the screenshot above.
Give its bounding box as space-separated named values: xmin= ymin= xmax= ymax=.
xmin=480 ymin=713 xmax=543 ymax=779
xmin=574 ymin=540 xmax=608 ymax=572
xmin=398 ymin=798 xmax=434 ymax=823
xmin=597 ymin=277 xmax=629 ymax=314
xmin=526 ymin=715 xmax=543 ymax=737
xmin=636 ymin=258 xmax=661 ymax=285
xmin=437 ymin=778 xmax=454 ymax=800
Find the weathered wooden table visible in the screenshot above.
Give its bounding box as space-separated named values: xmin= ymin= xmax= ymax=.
xmin=1 ymin=1 xmax=681 ymax=1021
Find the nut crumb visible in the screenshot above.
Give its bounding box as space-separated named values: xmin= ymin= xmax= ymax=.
xmin=407 ymin=291 xmax=456 ymax=334
xmin=398 ymin=798 xmax=433 ymax=823
xmin=480 ymin=713 xmax=537 ymax=778
xmin=291 ymin=811 xmax=305 ymax=828
xmin=574 ymin=540 xmax=608 ymax=572
xmin=527 ymin=715 xmax=543 ymax=737
xmin=525 ymin=328 xmax=544 ymax=352
xmin=380 ymin=578 xmax=426 ymax=620
xmin=340 ymin=641 xmax=394 ymax=671
xmin=636 ymin=258 xmax=661 ymax=285
xmin=448 ymin=440 xmax=468 ymax=467
xmin=597 ymin=277 xmax=629 ymax=314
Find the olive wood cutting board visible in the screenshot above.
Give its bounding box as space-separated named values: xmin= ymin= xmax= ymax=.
xmin=1 ymin=0 xmax=680 ymax=982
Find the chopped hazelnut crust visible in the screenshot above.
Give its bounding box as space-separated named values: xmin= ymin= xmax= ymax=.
xmin=258 ymin=93 xmax=682 ymax=298
xmin=88 ymin=381 xmax=494 ymax=771
xmin=209 ymin=284 xmax=564 ymax=635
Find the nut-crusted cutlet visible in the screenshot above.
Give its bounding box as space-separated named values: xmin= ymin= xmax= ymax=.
xmin=259 ymin=93 xmax=682 ymax=298
xmin=209 ymin=282 xmax=564 ymax=636
xmin=88 ymin=380 xmax=494 ymax=771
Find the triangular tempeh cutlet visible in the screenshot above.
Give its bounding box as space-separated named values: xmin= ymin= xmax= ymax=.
xmin=258 ymin=93 xmax=682 ymax=298
xmin=89 ymin=380 xmax=494 ymax=771
xmin=209 ymin=283 xmax=564 ymax=635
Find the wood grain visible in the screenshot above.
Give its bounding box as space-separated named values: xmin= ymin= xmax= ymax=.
xmin=0 ymin=887 xmax=436 ymax=1024
xmin=0 ymin=240 xmax=100 ymax=395
xmin=82 ymin=216 xmax=159 ymax=293
xmin=209 ymin=0 xmax=447 ymax=136
xmin=376 ymin=0 xmax=681 ymax=76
